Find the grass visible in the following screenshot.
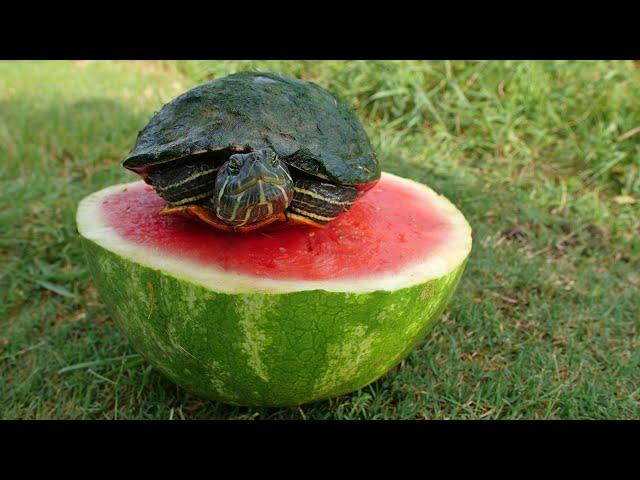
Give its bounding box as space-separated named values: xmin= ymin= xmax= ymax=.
xmin=1 ymin=60 xmax=639 ymax=419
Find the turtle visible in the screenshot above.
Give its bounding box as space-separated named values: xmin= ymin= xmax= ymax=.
xmin=122 ymin=71 xmax=380 ymax=232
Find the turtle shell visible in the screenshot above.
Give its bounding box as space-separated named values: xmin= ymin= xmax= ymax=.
xmin=122 ymin=71 xmax=380 ymax=186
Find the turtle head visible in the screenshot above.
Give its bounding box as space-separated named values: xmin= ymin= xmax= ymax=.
xmin=214 ymin=148 xmax=294 ymax=227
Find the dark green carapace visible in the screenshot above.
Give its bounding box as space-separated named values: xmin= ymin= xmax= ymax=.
xmin=122 ymin=72 xmax=380 ymax=231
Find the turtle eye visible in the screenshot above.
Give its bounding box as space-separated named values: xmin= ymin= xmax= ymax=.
xmin=227 ymin=157 xmax=240 ymax=173
xmin=271 ymin=153 xmax=279 ymax=166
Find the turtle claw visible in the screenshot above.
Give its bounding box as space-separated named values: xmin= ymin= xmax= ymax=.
xmin=285 ymin=212 xmax=327 ymax=229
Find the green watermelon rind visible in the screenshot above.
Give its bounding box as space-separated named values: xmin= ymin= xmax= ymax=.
xmin=77 ymin=173 xmax=472 ymax=406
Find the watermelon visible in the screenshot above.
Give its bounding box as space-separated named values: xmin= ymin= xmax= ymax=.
xmin=76 ymin=172 xmax=472 ymax=406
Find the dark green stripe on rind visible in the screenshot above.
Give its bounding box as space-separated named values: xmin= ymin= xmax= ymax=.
xmin=81 ymin=238 xmax=468 ymax=407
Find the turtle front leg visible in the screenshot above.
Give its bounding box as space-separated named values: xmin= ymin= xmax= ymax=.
xmin=150 ymin=161 xmax=236 ymax=232
xmin=287 ymin=178 xmax=360 ymax=228
xmin=147 ymin=162 xmax=218 ymax=206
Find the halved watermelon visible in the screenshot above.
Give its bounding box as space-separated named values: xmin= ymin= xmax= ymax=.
xmin=77 ymin=172 xmax=472 ymax=406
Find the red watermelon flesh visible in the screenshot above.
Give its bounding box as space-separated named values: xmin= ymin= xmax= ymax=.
xmin=100 ymin=174 xmax=455 ymax=281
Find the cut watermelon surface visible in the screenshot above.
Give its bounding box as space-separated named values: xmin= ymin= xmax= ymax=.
xmin=77 ymin=172 xmax=472 ymax=406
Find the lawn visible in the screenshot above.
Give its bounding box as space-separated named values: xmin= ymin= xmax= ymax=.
xmin=1 ymin=60 xmax=638 ymax=419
